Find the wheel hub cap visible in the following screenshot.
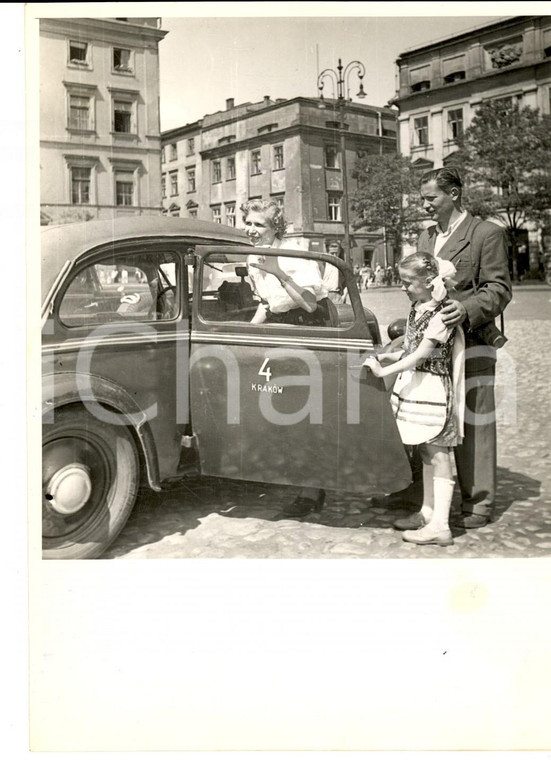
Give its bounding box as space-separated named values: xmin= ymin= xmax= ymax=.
xmin=45 ymin=464 xmax=92 ymax=515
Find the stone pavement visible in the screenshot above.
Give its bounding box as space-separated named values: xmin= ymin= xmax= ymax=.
xmin=104 ymin=320 xmax=551 ymax=559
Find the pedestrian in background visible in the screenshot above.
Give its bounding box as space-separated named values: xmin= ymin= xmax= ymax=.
xmin=360 ymin=263 xmax=371 ymax=291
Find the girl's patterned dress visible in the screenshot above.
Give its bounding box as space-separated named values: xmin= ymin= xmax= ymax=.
xmin=390 ymin=300 xmax=460 ymax=447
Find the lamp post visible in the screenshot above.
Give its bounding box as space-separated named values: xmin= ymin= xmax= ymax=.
xmin=317 ymin=58 xmax=366 ymax=266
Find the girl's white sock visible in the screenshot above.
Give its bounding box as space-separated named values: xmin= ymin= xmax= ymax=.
xmin=420 ymin=464 xmax=434 ymax=521
xmin=430 ymin=477 xmax=455 ymax=531
xmin=420 ymin=505 xmax=434 ymax=521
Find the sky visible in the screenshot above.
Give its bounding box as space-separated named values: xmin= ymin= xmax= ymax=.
xmin=158 ymin=10 xmax=511 ymax=131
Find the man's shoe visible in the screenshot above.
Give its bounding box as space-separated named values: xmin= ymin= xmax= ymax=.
xmin=450 ymin=513 xmax=490 ymax=529
xmin=402 ymin=526 xmax=454 ymax=547
xmin=393 ymin=512 xmax=426 ymax=531
xmin=282 ymin=490 xmax=325 ymax=518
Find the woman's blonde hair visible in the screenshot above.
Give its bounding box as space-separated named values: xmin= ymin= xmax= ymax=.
xmin=240 ymin=199 xmax=287 ymax=240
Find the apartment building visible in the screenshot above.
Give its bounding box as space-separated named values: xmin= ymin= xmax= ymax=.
xmin=161 ymin=95 xmax=397 ymax=263
xmin=392 ymin=15 xmax=551 ymax=269
xmin=40 ymin=17 xmax=167 ymax=225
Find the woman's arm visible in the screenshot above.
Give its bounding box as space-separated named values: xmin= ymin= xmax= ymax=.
xmin=364 ymin=338 xmax=437 ymax=378
xmin=250 ymin=303 xmax=268 ymax=324
xmin=249 ymin=258 xmax=317 ymax=313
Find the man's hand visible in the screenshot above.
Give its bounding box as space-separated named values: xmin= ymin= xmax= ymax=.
xmin=439 ymin=299 xmax=467 ymax=327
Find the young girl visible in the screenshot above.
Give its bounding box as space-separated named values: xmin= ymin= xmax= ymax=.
xmin=364 ymin=253 xmax=464 ymax=547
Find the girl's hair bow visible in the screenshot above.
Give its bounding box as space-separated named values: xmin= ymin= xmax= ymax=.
xmin=430 ymin=259 xmax=457 ymax=302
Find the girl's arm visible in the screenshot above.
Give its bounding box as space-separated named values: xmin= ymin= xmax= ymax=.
xmin=378 ymin=350 xmax=404 ymax=365
xmin=364 ymin=338 xmax=437 ymax=378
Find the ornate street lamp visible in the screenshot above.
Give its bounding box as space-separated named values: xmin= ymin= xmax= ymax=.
xmin=317 ymin=59 xmax=366 ymax=266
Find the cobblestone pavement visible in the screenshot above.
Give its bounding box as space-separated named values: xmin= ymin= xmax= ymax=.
xmin=104 ymin=317 xmax=551 ymax=560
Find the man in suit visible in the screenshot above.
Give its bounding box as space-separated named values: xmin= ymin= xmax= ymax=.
xmin=394 ymin=167 xmax=512 ymax=529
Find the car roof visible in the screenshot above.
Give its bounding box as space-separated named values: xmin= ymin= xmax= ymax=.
xmin=41 ymin=215 xmax=249 ymax=303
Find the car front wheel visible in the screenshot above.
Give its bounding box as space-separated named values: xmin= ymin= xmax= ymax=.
xmin=42 ymin=406 xmax=139 ymax=559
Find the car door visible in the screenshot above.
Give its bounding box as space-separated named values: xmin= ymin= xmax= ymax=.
xmin=189 ymin=245 xmax=411 ymax=495
xmin=46 ymin=241 xmax=189 ymax=481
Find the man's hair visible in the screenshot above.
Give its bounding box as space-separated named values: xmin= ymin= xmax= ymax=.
xmin=420 ymin=167 xmax=463 ymax=196
xmin=240 ymin=199 xmax=287 ymax=239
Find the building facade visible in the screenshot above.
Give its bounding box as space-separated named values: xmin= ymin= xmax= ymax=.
xmin=392 ymin=15 xmax=551 ymax=269
xmin=161 ymin=96 xmax=397 ymax=264
xmin=40 ymin=17 xmax=167 ymax=225
xmin=393 ymin=15 xmax=551 ymax=169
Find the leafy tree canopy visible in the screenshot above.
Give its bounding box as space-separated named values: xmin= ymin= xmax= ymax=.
xmin=351 ymin=153 xmax=423 ymax=246
xmin=457 ymin=99 xmax=551 ymax=233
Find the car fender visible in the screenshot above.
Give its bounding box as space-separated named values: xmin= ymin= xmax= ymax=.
xmin=42 ymin=371 xmax=161 ymax=491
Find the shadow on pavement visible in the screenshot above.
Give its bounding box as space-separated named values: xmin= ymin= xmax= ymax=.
xmin=493 ymin=465 xmax=541 ymax=520
xmin=104 ymin=465 xmax=543 ymax=557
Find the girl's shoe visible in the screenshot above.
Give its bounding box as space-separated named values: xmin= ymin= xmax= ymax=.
xmin=402 ymin=526 xmax=454 ymax=546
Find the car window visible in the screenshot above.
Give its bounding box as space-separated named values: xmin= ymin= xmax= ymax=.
xmin=198 ymin=251 xmax=340 ymax=328
xmin=58 ymin=251 xmax=179 ymax=327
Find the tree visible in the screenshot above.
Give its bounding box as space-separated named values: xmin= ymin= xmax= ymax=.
xmin=456 ymin=99 xmax=551 ymax=280
xmin=351 ymin=154 xmax=423 ymax=257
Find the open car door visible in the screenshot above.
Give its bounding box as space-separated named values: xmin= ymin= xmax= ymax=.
xmin=189 ymin=245 xmax=411 ymax=495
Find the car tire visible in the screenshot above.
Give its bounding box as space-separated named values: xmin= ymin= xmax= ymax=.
xmin=42 ymin=405 xmax=139 ymax=560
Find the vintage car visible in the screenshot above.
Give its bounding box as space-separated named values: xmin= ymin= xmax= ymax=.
xmin=42 ymin=216 xmax=411 ymax=559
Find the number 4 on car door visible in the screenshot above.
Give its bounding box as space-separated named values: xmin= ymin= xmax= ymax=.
xmin=189 ymin=245 xmax=411 ymax=496
xmin=258 ymin=357 xmax=272 ymax=383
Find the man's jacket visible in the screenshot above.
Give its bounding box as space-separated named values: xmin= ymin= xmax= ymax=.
xmin=417 ymin=213 xmax=512 ymax=340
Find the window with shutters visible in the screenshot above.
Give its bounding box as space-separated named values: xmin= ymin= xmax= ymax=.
xmin=225 ymin=202 xmax=236 ymax=227
xmin=327 ymin=192 xmax=342 ymax=221
xmin=71 ymin=167 xmax=91 ymax=205
xmin=447 ymin=108 xmax=464 ymax=140
xmin=68 ymin=94 xmax=91 ymax=130
xmin=410 ymin=64 xmax=431 ymax=93
xmin=273 ymin=144 xmax=284 ymax=170
xmin=115 ymin=171 xmax=134 ymax=206
xmin=114 ymin=100 xmax=133 ymax=133
xmin=169 ymin=171 xmax=178 ymax=196
xmin=212 ymin=160 xmax=222 ymax=184
xmin=113 ymin=47 xmax=133 ymax=74
xmin=68 ymin=40 xmax=89 ymax=67
xmin=226 ymin=156 xmax=236 ymax=180
xmin=442 ymin=55 xmax=466 ymax=84
xmin=251 ymin=150 xmax=261 ymax=175
xmin=413 ymin=115 xmax=429 ymax=146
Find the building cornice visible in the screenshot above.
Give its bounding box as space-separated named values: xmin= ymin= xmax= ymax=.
xmin=39 ymin=17 xmax=168 ymax=46
xmin=396 ymin=16 xmax=530 ymax=61
xmin=161 ymin=96 xmax=396 ymax=141
xmin=393 ymin=57 xmax=551 ymax=109
xmin=161 ymin=121 xmax=203 ymax=140
xmin=198 ymin=123 xmax=396 ymax=158
xmin=200 ymin=97 xmax=396 ymax=134
xmin=40 ymin=139 xmax=161 ymax=155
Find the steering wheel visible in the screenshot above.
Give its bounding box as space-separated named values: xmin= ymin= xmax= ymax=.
xmin=156 ymin=284 xmax=177 ymax=319
xmin=157 ymin=284 xmax=176 ymax=299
